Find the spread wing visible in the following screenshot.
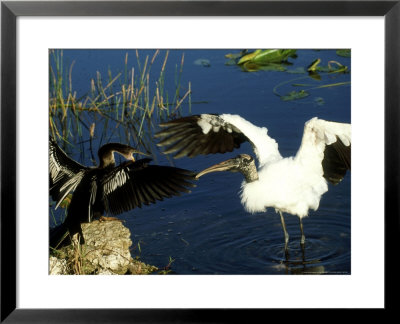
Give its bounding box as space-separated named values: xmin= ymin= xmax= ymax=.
xmin=155 ymin=114 xmax=248 ymax=158
xmin=295 ymin=118 xmax=351 ymax=185
xmin=101 ymin=158 xmax=197 ymax=215
xmin=155 ymin=114 xmax=281 ymax=164
xmin=49 ymin=137 xmax=88 ymax=208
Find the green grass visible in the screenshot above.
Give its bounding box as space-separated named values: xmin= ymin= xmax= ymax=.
xmin=49 ymin=49 xmax=193 ymax=230
xmin=49 ymin=49 xmax=192 ymax=158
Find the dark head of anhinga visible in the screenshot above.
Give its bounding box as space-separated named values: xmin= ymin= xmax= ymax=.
xmin=98 ymin=143 xmax=148 ymax=168
xmin=196 ymin=154 xmax=259 ymax=183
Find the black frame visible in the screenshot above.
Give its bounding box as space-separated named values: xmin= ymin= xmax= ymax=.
xmin=1 ymin=0 xmax=398 ymax=322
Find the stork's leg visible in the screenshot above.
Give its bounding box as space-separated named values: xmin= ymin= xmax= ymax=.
xmin=279 ymin=211 xmax=289 ymax=257
xmin=299 ymin=217 xmax=306 ymax=253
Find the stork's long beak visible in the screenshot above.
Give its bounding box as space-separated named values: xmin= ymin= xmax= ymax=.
xmin=196 ymin=158 xmax=238 ymax=179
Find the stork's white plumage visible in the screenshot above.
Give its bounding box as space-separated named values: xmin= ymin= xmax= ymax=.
xmin=155 ymin=114 xmax=351 ymax=255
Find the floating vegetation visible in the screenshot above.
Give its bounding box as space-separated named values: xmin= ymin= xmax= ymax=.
xmin=307 ymin=59 xmax=349 ymax=74
xmin=313 ymin=97 xmax=325 ymax=106
xmin=194 ymin=58 xmax=211 ymax=67
xmin=224 ymin=49 xmax=350 ymax=103
xmin=280 ymin=90 xmax=310 ymax=101
xmin=225 ymin=49 xmax=297 ymax=72
xmin=336 ymin=49 xmax=351 ymax=58
xmin=49 ymin=50 xmax=192 ymax=159
xmin=274 ymin=77 xmax=351 ymax=102
xmin=273 ymin=57 xmax=350 ymax=103
xmin=237 ymin=49 xmax=297 ymax=64
xmin=307 ymin=58 xmax=322 ymax=72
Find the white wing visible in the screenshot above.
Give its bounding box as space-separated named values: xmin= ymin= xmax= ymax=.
xmin=295 ymin=117 xmax=351 ymax=184
xmin=220 ymin=114 xmax=282 ymax=165
xmin=156 ymin=113 xmax=282 ymax=165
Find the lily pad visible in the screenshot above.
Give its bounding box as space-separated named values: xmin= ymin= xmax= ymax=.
xmin=194 ymin=58 xmax=211 ymax=67
xmin=241 ymin=62 xmax=287 ymax=72
xmin=308 ymin=72 xmax=322 ymax=81
xmin=313 ymin=97 xmax=325 ymax=106
xmin=238 ymin=49 xmax=297 ymax=65
xmin=281 ymin=90 xmax=310 ymax=101
xmin=336 ymin=49 xmax=351 ymax=58
xmin=225 ymin=50 xmax=248 ymax=60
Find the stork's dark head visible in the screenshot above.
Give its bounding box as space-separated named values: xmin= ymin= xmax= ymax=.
xmin=196 ymin=154 xmax=258 ymax=183
xmin=98 ymin=143 xmax=148 ymax=168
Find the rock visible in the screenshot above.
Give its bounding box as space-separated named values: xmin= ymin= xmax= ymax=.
xmin=49 ymin=220 xmax=158 ymax=275
xmin=80 ymin=220 xmax=132 ymax=274
xmin=49 ymin=256 xmax=67 ymax=275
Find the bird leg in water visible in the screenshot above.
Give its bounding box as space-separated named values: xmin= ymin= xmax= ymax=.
xmin=299 ymin=217 xmax=306 ymax=247
xmin=279 ymin=211 xmax=290 ymax=257
xmin=299 ymin=217 xmax=306 ymax=260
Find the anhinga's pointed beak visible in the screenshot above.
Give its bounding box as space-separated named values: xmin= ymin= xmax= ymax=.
xmin=130 ymin=150 xmax=150 ymax=161
xmin=196 ymin=158 xmax=239 ymax=179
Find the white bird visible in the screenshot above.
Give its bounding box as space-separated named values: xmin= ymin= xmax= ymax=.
xmin=155 ymin=114 xmax=351 ymax=256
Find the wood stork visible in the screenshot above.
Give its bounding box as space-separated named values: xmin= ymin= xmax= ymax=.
xmin=155 ymin=114 xmax=351 ymax=256
xmin=49 ymin=137 xmax=196 ymax=249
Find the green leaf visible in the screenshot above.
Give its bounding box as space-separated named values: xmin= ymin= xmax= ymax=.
xmin=252 ymin=49 xmax=297 ymax=64
xmin=308 ymin=72 xmax=322 ymax=81
xmin=314 ymin=97 xmax=325 ymax=106
xmin=336 ymin=49 xmax=351 ymax=58
xmin=238 ymin=49 xmax=297 ymax=65
xmin=225 ymin=50 xmax=248 ymax=60
xmin=194 ymin=58 xmax=211 ymax=67
xmin=281 ymin=90 xmax=310 ymax=101
xmin=327 ymin=61 xmax=348 ymax=73
xmin=237 ymin=50 xmax=263 ymax=65
xmin=241 ymin=62 xmax=287 ymax=72
xmin=307 ymin=58 xmax=321 ymax=72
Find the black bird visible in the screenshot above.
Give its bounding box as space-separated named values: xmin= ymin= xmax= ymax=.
xmin=49 ymin=137 xmax=196 ymax=249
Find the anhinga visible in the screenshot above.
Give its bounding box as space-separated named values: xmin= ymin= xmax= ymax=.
xmin=49 ymin=137 xmax=196 ymax=249
xmin=155 ymin=114 xmax=351 ymax=256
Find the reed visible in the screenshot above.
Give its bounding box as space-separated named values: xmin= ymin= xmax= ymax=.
xmin=49 ymin=49 xmax=192 ymax=156
xmin=49 ymin=49 xmax=192 ymax=229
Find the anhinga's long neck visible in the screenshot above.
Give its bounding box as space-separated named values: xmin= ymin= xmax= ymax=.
xmin=98 ymin=143 xmax=135 ymax=169
xmin=98 ymin=150 xmax=116 ymax=168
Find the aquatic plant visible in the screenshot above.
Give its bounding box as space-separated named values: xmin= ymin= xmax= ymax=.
xmin=224 ymin=48 xmax=350 ymax=103
xmin=49 ymin=49 xmax=192 ymax=159
xmin=225 ymin=49 xmax=297 ymax=72
xmin=274 ymin=57 xmax=350 ymax=102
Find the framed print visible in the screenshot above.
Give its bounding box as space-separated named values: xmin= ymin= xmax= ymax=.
xmin=1 ymin=0 xmax=399 ymax=321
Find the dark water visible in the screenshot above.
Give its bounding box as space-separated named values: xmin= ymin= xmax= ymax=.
xmin=50 ymin=49 xmax=351 ymax=274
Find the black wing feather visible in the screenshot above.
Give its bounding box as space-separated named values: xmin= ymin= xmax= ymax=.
xmin=49 ymin=137 xmax=88 ymax=204
xmin=155 ymin=115 xmax=248 ymax=159
xmin=322 ymin=137 xmax=351 ymax=185
xmin=101 ymin=159 xmax=196 ymax=215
